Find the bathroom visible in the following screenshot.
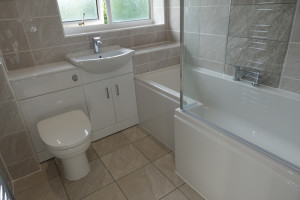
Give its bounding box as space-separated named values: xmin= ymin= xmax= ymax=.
xmin=0 ymin=0 xmax=299 ymax=199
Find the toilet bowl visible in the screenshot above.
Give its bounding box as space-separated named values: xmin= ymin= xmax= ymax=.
xmin=37 ymin=110 xmax=92 ymax=180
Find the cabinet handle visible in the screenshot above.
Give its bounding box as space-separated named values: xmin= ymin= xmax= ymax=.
xmin=115 ymin=84 xmax=119 ymax=96
xmin=106 ymin=87 xmax=110 ymax=99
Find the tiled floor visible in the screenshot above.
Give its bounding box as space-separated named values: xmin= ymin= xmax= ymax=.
xmin=13 ymin=126 xmax=205 ymax=200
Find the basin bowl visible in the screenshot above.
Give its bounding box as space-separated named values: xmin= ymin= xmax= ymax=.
xmin=66 ymin=46 xmax=135 ymax=73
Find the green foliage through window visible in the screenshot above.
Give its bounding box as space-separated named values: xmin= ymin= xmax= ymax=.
xmin=110 ymin=0 xmax=150 ymax=23
xmin=57 ymin=0 xmax=150 ymax=24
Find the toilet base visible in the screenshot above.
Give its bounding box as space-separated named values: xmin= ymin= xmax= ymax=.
xmin=61 ymin=152 xmax=90 ymax=180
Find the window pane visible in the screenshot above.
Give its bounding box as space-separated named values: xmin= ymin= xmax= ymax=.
xmin=110 ymin=0 xmax=150 ymax=23
xmin=57 ymin=0 xmax=98 ymax=22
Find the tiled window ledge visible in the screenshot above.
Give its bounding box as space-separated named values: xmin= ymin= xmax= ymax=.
xmin=132 ymin=42 xmax=181 ymax=75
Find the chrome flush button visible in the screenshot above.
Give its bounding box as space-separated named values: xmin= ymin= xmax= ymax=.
xmin=72 ymin=74 xmax=78 ymax=82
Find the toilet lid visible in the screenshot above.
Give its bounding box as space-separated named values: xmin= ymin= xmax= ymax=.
xmin=37 ymin=110 xmax=92 ymax=150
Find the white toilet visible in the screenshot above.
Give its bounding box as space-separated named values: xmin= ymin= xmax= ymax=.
xmin=37 ymin=110 xmax=92 ymax=180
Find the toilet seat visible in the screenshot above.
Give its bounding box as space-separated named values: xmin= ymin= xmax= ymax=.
xmin=37 ymin=110 xmax=92 ymax=150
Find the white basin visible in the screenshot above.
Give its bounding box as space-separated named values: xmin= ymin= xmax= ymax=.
xmin=66 ymin=46 xmax=135 ymax=73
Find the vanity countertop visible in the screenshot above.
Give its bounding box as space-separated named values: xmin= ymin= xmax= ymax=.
xmin=7 ymin=61 xmax=77 ymax=82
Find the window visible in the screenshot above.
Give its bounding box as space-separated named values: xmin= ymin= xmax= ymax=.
xmin=57 ymin=0 xmax=151 ymax=25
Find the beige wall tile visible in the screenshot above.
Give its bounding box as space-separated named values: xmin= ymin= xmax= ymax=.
xmin=291 ymin=3 xmax=300 ymax=42
xmin=0 ymin=155 xmax=12 ymax=187
xmin=134 ymin=63 xmax=149 ymax=75
xmin=280 ymin=77 xmax=300 ymax=94
xmin=168 ymin=7 xmax=180 ymax=31
xmin=0 ymin=131 xmax=35 ymax=166
xmin=0 ymin=0 xmax=19 ymax=19
xmin=3 ymin=51 xmax=35 ymax=71
xmin=32 ymin=42 xmax=90 ymax=65
xmin=0 ymin=101 xmax=25 ymax=137
xmin=8 ymin=157 xmax=40 ymax=180
xmin=132 ymin=53 xmax=149 ymax=65
xmin=0 ymin=20 xmax=30 ymax=54
xmin=22 ymin=16 xmax=64 ymax=49
xmin=17 ymin=0 xmax=59 ymax=18
xmin=134 ymin=33 xmax=156 ymax=47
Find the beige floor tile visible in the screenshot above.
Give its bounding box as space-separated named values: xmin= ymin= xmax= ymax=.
xmin=122 ymin=125 xmax=149 ymax=142
xmin=153 ymin=153 xmax=185 ymax=187
xmin=134 ymin=136 xmax=171 ymax=162
xmin=82 ymin=183 xmax=127 ymax=200
xmin=179 ymin=184 xmax=205 ymax=200
xmin=117 ymin=164 xmax=176 ymax=200
xmin=101 ymin=144 xmax=150 ymax=180
xmin=86 ymin=146 xmax=98 ymax=161
xmin=14 ymin=159 xmax=59 ymax=194
xmin=15 ymin=176 xmax=68 ymax=200
xmin=160 ymin=189 xmax=189 ymax=200
xmin=62 ymin=159 xmax=114 ymax=200
xmin=92 ymin=132 xmax=131 ymax=157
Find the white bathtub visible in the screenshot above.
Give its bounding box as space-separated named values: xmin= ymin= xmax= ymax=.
xmin=135 ymin=65 xmax=180 ymax=150
xmin=175 ymin=67 xmax=300 ymax=200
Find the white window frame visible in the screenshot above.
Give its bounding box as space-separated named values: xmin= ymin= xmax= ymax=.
xmin=59 ymin=0 xmax=155 ymax=36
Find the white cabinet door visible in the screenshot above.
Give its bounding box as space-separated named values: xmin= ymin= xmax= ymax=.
xmin=83 ymin=79 xmax=116 ymax=131
xmin=111 ymin=73 xmax=138 ymax=123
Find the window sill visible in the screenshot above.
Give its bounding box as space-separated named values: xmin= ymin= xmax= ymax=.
xmin=63 ymin=19 xmax=162 ymax=37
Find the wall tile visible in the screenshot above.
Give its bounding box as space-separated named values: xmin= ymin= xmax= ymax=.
xmin=22 ymin=16 xmax=65 ymax=49
xmin=133 ymin=63 xmax=150 ymax=75
xmin=133 ymin=53 xmax=149 ymax=66
xmin=168 ymin=31 xmax=180 ymax=42
xmin=155 ymin=31 xmax=168 ymax=43
xmin=199 ymin=34 xmax=227 ymax=63
xmin=200 ymin=0 xmax=231 ymax=6
xmin=183 ymin=32 xmax=199 ymax=58
xmin=32 ymin=42 xmax=90 ymax=65
xmin=284 ymin=43 xmax=300 ymax=69
xmin=229 ymin=4 xmax=295 ymax=41
xmin=0 ymin=19 xmax=30 ymax=54
xmin=168 ymin=7 xmax=180 ymax=31
xmin=149 ymin=47 xmax=180 ymax=62
xmin=280 ymin=77 xmax=300 ymax=94
xmin=199 ymin=59 xmax=225 ymax=73
xmin=232 ymin=0 xmax=296 ymax=4
xmin=149 ymin=56 xmax=180 ymax=71
xmin=0 ymin=101 xmax=25 ymax=138
xmin=134 ymin=33 xmax=156 ymax=47
xmin=0 ymin=63 xmax=13 ymax=102
xmin=291 ymin=3 xmax=300 ymax=42
xmin=17 ymin=0 xmax=59 ymax=18
xmin=101 ymin=36 xmax=134 ymax=48
xmin=0 ymin=131 xmax=35 ymax=166
xmin=184 ymin=7 xmax=201 ymax=33
xmin=7 ymin=157 xmax=40 ymax=180
xmin=89 ymin=29 xmax=133 ymax=40
xmin=200 ymin=6 xmax=230 ymax=36
xmin=0 ymin=0 xmax=19 ymax=19
xmin=168 ymin=0 xmax=180 ymax=7
xmin=226 ymin=37 xmax=287 ymax=75
xmin=3 ymin=51 xmax=35 ymax=71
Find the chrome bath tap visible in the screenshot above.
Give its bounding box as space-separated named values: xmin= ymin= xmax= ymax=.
xmin=92 ymin=37 xmax=102 ymax=53
xmin=233 ymin=66 xmax=260 ymax=86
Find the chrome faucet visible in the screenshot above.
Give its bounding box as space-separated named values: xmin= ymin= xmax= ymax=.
xmin=92 ymin=37 xmax=102 ymax=53
xmin=233 ymin=66 xmax=260 ymax=86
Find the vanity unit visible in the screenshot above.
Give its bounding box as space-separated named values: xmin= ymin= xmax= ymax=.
xmin=8 ymin=47 xmax=138 ymax=162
